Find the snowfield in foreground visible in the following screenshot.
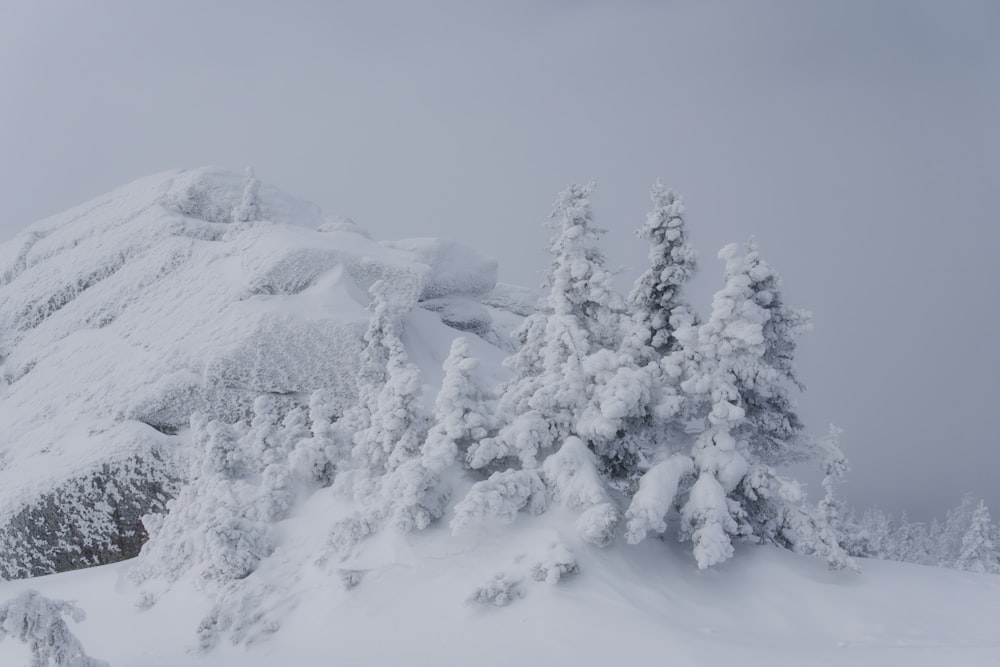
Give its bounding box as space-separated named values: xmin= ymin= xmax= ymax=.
xmin=0 ymin=504 xmax=998 ymax=667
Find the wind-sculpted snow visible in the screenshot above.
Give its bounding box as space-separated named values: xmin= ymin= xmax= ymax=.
xmin=382 ymin=237 xmax=498 ymax=300
xmin=0 ymin=167 xmax=506 ymax=578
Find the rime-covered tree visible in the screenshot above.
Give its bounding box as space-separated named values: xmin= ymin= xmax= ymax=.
xmin=838 ymin=495 xmax=1000 ymax=571
xmin=388 ymin=337 xmax=493 ymax=531
xmin=585 ymin=182 xmax=697 ymax=482
xmin=329 ymin=282 xmax=429 ymax=549
xmin=817 ymin=425 xmax=849 ymax=532
xmin=957 ymin=501 xmax=1000 ymax=574
xmin=625 ymin=181 xmax=697 ymax=361
xmin=423 ymin=337 xmax=493 ymax=473
xmin=727 ymin=240 xmax=812 ymax=466
xmin=679 ymin=241 xmax=848 ymax=569
xmin=351 ymin=280 xmax=397 ymax=429
xmin=469 ymin=183 xmax=624 ymax=471
xmin=351 ymin=281 xmax=425 ymax=476
xmin=941 ymin=492 xmax=978 ymax=567
xmin=129 ymin=392 xmax=332 ymax=589
xmin=542 ymin=182 xmax=623 ymax=352
xmin=460 ymin=183 xmax=635 ymax=545
xmin=574 ymin=346 xmax=661 ymax=479
xmin=232 ymin=166 xmax=261 ymax=223
xmin=130 ymin=410 xmax=273 ymax=587
xmin=678 ymin=379 xmax=749 ymax=568
xmin=286 ymin=388 xmax=342 ymax=487
xmin=844 ymin=507 xmax=895 ymax=559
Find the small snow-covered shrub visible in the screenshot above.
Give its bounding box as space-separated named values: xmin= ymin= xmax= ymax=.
xmin=328 ymin=514 xmax=375 ymax=556
xmin=468 ymin=573 xmax=523 ymax=607
xmin=530 ymin=541 xmax=579 ymax=584
xmin=338 ymin=569 xmax=365 ymax=590
xmin=196 ymin=579 xmax=297 ymax=651
xmin=451 ymin=470 xmax=547 ymax=534
xmin=0 ymin=590 xmax=107 ymax=667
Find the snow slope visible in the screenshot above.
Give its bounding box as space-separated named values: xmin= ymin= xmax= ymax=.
xmin=1 ymin=500 xmax=998 ymax=667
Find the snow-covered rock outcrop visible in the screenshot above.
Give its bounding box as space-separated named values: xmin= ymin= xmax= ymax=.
xmin=0 ymin=167 xmax=505 ymax=577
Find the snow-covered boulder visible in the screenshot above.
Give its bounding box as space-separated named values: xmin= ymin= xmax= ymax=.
xmin=0 ymin=167 xmax=512 ymax=578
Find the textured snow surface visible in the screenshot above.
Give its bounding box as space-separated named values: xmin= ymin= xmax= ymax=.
xmin=0 ymin=167 xmax=504 ymax=570
xmin=1 ymin=503 xmax=999 ymax=666
xmin=382 ymin=237 xmax=498 ymax=300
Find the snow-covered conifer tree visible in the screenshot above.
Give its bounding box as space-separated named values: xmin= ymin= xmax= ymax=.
xmin=844 ymin=507 xmax=894 ymax=559
xmin=678 ymin=382 xmax=749 ymax=568
xmin=351 ymin=281 xmax=425 ymax=476
xmin=941 ymin=493 xmax=978 ymax=567
xmin=286 ymin=388 xmax=343 ymax=487
xmin=926 ymin=518 xmax=947 ymax=565
xmin=362 ymin=350 xmax=424 ymax=474
xmin=817 ymin=425 xmax=849 ymax=532
xmin=351 ymin=280 xmax=396 ymax=428
xmin=586 ymin=182 xmax=697 ymax=486
xmin=542 ymin=182 xmax=623 ymax=353
xmin=328 ymin=281 xmax=430 ymax=549
xmin=690 ymin=241 xmax=810 ymax=467
xmin=387 ymin=337 xmax=493 ymax=531
xmin=575 ymin=347 xmax=659 ymax=479
xmin=423 ymin=337 xmax=493 ymax=474
xmin=459 ymin=184 xmax=642 ymax=542
xmin=678 ymin=241 xmax=848 ymax=569
xmin=472 ymin=183 xmax=624 ymax=471
xmin=233 ymin=167 xmax=261 ymax=222
xmin=130 ymin=408 xmax=276 ymax=587
xmin=957 ymin=500 xmax=1000 ymax=574
xmin=231 ymin=167 xmax=261 ymax=223
xmin=892 ymin=516 xmax=934 ymax=565
xmin=625 ymin=181 xmax=697 ymax=361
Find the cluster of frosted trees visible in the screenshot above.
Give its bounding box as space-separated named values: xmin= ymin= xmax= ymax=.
xmin=841 ymin=495 xmax=1000 ymax=574
xmin=134 ymin=180 xmax=854 ymax=602
xmin=435 ymin=181 xmax=849 ymax=570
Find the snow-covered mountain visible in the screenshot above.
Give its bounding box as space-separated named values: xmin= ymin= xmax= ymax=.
xmin=2 ymin=169 xmax=999 ymax=667
xmin=0 ymin=167 xmax=510 ymax=577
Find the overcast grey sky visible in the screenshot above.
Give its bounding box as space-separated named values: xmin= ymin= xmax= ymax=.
xmin=1 ymin=0 xmax=998 ymax=519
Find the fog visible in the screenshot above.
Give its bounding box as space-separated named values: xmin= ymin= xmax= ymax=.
xmin=2 ymin=0 xmax=998 ymax=519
